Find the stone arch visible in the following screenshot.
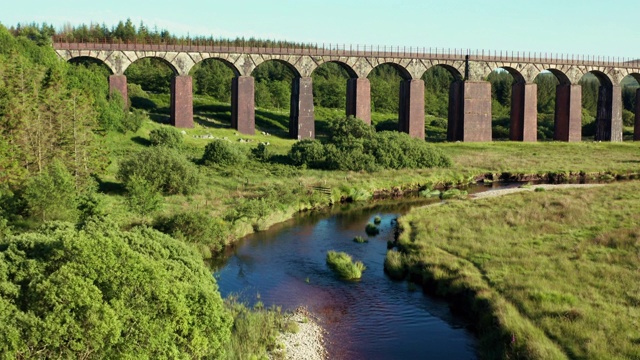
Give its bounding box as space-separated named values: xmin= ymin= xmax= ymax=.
xmin=545 ymin=68 xmax=571 ymax=85
xmin=369 ymin=62 xmax=412 ymax=80
xmin=423 ymin=63 xmax=464 ymax=81
xmin=67 ymin=56 xmax=115 ymax=75
xmin=249 ymin=58 xmax=301 ymax=79
xmin=58 ymin=50 xmax=119 ymax=75
xmin=125 ymin=55 xmax=179 ymax=76
xmin=580 ymin=69 xmax=623 ymax=141
xmin=311 ymin=60 xmax=357 ymax=78
xmin=488 ymin=65 xmax=535 ymax=141
xmin=624 ymin=73 xmax=640 ymax=140
xmin=192 ymin=56 xmax=241 ymax=77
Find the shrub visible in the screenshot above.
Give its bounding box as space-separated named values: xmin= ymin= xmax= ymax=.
xmin=149 ymin=126 xmax=183 ymax=148
xmin=365 ymin=223 xmax=380 ymax=236
xmin=288 ymin=139 xmax=325 ymax=167
xmin=430 ymin=117 xmax=448 ymax=129
xmin=0 ymin=220 xmax=232 ymax=358
xmin=622 ymin=109 xmax=635 ymax=127
xmin=125 ymin=175 xmax=163 ymax=215
xmin=202 ymin=139 xmax=246 ymax=166
xmin=122 ymin=108 xmax=147 ymax=133
xmin=117 ymin=147 xmax=200 ymax=195
xmin=155 ymin=211 xmax=228 ymax=254
xmin=326 ymin=251 xmax=366 ymax=279
xmin=251 ymin=143 xmax=271 ymax=161
xmin=384 ymin=250 xmax=406 ymax=279
xmin=373 ymin=216 xmax=382 ymax=224
xmin=22 ymin=160 xmax=77 ymax=222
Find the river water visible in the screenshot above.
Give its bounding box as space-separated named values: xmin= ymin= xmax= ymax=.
xmin=214 ymin=195 xmax=484 ymax=359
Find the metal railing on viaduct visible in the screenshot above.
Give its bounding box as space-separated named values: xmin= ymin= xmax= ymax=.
xmin=53 ymin=39 xmax=640 ymax=142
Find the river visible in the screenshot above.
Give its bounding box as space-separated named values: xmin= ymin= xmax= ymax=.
xmin=213 ymin=191 xmax=489 ymax=359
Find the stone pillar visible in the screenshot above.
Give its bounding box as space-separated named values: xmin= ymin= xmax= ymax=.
xmin=398 ymin=79 xmax=425 ymax=139
xmin=346 ymin=78 xmax=371 ymax=124
xmin=447 ymin=81 xmax=491 ymax=142
xmin=460 ymin=81 xmax=492 ymax=142
xmin=510 ymin=82 xmax=538 ymax=142
xmin=635 ymin=89 xmax=640 ymax=141
xmin=231 ymin=76 xmax=255 ymax=135
xmin=290 ymin=77 xmax=315 ymax=139
xmin=170 ymin=76 xmax=193 ymax=128
xmin=595 ymin=84 xmax=623 ymax=141
xmin=554 ymin=84 xmax=582 ymax=142
xmin=109 ymin=74 xmax=128 ymax=107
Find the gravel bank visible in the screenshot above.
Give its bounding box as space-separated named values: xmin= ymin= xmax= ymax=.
xmin=471 ymin=183 xmax=604 ymax=200
xmin=271 ymin=307 xmax=326 ymax=360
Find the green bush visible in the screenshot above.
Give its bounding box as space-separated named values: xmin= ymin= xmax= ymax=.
xmin=251 ymin=143 xmax=271 ymax=161
xmin=288 ymin=117 xmax=452 ymax=171
xmin=202 ymin=140 xmax=246 ymax=166
xmin=384 ymin=250 xmax=406 ymax=279
xmin=0 ymin=220 xmax=232 ymax=358
xmin=155 ymin=211 xmax=228 ymax=254
xmin=326 ymin=250 xmax=366 ymax=280
xmin=289 ymin=139 xmax=325 ymax=167
xmin=374 ymin=216 xmax=382 ymax=224
xmin=365 ymin=222 xmax=380 ymax=236
xmin=117 ymin=147 xmax=200 ymax=195
xmin=125 ymin=175 xmax=163 ymax=215
xmin=149 ymin=126 xmax=183 ymax=148
xmin=122 ymin=108 xmax=147 ymax=133
xmin=22 ymin=160 xmax=78 ymax=222
xmin=430 ymin=117 xmax=448 ymax=129
xmin=622 ymin=109 xmax=635 ymax=127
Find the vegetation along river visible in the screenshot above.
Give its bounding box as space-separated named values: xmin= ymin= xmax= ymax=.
xmin=211 ymin=187 xmax=515 ymax=359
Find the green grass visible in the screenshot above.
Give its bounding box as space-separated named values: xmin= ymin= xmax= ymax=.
xmin=326 ymin=251 xmax=366 ymax=280
xmin=101 ymin=93 xmax=640 ymax=252
xmin=396 ymin=182 xmax=640 ymax=359
xmin=383 ymin=250 xmax=406 ymax=279
xmin=353 ymin=236 xmax=368 ymax=243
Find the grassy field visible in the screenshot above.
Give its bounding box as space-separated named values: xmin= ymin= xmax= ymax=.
xmin=394 ymin=182 xmax=640 ymax=359
xmin=99 ymin=94 xmax=640 ymax=245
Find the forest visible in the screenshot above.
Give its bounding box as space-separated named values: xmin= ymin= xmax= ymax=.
xmin=1 ymin=20 xmax=639 ymax=359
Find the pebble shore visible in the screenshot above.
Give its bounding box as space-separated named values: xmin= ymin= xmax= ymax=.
xmin=271 ymin=307 xmax=327 ymax=360
xmin=471 ymin=183 xmax=604 ymax=199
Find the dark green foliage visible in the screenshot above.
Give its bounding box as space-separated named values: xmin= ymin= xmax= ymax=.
xmin=312 ymin=62 xmax=348 ymax=108
xmin=365 ymin=223 xmax=380 ymax=236
xmin=118 ymin=147 xmax=200 ymax=195
xmin=201 ymin=139 xmax=246 ymax=166
xmin=251 ymin=143 xmax=271 ymax=161
xmin=622 ymin=109 xmax=635 ymax=127
xmin=0 ymin=220 xmax=232 ymax=358
xmin=289 ymin=139 xmax=326 ymax=167
xmin=369 ymin=64 xmax=402 ymax=113
xmin=123 ymin=108 xmax=147 ymax=133
xmin=125 ymin=57 xmax=173 ymax=93
xmin=125 ymin=175 xmax=164 ymax=215
xmin=374 ymin=216 xmax=382 ymax=224
xmin=149 ymin=126 xmax=183 ymax=148
xmin=192 ymin=60 xmax=234 ymax=102
xmin=155 ymin=211 xmax=229 ymax=254
xmin=289 ymin=117 xmax=451 ymax=171
xmin=22 ymin=160 xmax=78 ymax=222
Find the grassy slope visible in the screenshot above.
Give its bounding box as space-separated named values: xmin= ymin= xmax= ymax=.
xmin=397 ymin=183 xmax=640 ymax=359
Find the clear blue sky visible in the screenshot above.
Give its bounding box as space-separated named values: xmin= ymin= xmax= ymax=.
xmin=2 ymin=0 xmax=638 ymax=58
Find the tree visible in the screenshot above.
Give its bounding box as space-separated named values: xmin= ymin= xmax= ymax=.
xmin=0 ymin=220 xmax=232 ymax=358
xmin=22 ymin=160 xmax=78 ymax=222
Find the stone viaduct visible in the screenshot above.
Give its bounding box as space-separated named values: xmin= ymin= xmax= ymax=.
xmin=53 ymin=40 xmax=640 ymax=142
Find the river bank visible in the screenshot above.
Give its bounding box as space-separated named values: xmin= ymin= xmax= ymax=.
xmin=271 ymin=307 xmax=327 ymax=360
xmin=393 ymin=181 xmax=640 ymax=359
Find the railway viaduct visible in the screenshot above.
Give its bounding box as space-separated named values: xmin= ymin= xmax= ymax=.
xmin=53 ymin=41 xmax=640 ymax=142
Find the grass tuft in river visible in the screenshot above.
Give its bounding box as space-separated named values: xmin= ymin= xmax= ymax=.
xmin=326 ymin=251 xmax=366 ymax=280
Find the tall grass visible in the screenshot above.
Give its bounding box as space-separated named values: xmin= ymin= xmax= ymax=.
xmin=397 ymin=182 xmax=640 ymax=359
xmin=326 ymin=251 xmax=366 ymax=280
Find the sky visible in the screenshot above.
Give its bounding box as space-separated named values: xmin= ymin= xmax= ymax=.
xmin=2 ymin=0 xmax=639 ymax=59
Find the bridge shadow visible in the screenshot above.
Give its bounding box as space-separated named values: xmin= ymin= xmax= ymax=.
xmin=193 ymin=103 xmax=232 ymax=129
xmin=131 ymin=136 xmax=152 ymax=147
xmin=255 ymin=108 xmax=290 ymax=138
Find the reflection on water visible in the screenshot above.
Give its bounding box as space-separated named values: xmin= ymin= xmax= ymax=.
xmin=214 ymin=194 xmax=482 ymax=359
